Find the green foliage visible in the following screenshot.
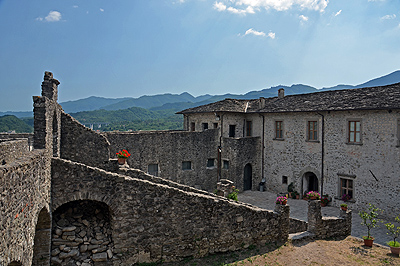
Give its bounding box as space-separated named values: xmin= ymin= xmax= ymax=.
xmin=385 ymin=215 xmax=400 ymax=246
xmin=359 ymin=203 xmax=381 ymax=239
xmin=287 ymin=182 xmax=294 ymax=193
xmin=0 ymin=115 xmax=33 ymax=133
xmin=227 ymin=188 xmax=239 ymax=201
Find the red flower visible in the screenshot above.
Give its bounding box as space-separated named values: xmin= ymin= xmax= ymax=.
xmin=116 ymin=149 xmax=131 ymax=158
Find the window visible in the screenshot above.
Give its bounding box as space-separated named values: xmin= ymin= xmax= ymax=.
xmin=275 ymin=121 xmax=283 ymax=139
xmin=348 ymin=120 xmax=361 ymax=143
xmin=340 ymin=178 xmax=354 ymax=200
xmin=246 ymin=121 xmax=252 ymax=137
xmin=207 ymin=158 xmax=215 ymax=168
xmin=307 ymin=121 xmax=318 ymax=141
xmin=182 ymin=161 xmax=192 ymax=170
xmin=229 ymin=125 xmax=236 ymax=137
xmin=147 ymin=164 xmax=159 ymax=176
xmin=202 ymin=123 xmax=208 ymax=131
xmin=213 ymin=123 xmax=218 ymax=129
xmin=190 ymin=122 xmax=195 ymax=132
xmin=282 ymin=176 xmax=288 ymax=184
xmin=223 ymin=160 xmax=229 ymax=169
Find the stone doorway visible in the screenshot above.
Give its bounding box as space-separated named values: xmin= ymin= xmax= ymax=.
xmin=51 ymin=200 xmax=114 ymax=265
xmin=302 ymin=172 xmax=319 ymax=195
xmin=32 ymin=207 xmax=51 ymax=266
xmin=243 ymin=163 xmax=252 ymax=190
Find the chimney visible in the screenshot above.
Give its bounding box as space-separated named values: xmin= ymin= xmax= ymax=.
xmin=259 ymin=97 xmax=266 ymax=109
xmin=278 ymin=88 xmax=285 ymax=99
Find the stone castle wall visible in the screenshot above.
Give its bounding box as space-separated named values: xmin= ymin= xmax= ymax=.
xmin=60 ymin=112 xmax=110 ymax=168
xmin=104 ymin=129 xmax=220 ymax=191
xmin=0 ymin=139 xmax=29 ymax=164
xmin=51 ymin=158 xmax=290 ymax=265
xmin=0 ymin=148 xmax=51 ymax=266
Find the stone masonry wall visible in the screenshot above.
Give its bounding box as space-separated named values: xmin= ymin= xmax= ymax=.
xmin=51 ymin=158 xmax=289 ymax=265
xmin=60 ymin=112 xmax=110 ymax=168
xmin=263 ymin=110 xmax=400 ymax=219
xmin=104 ymin=129 xmax=220 ymax=191
xmin=0 ymin=133 xmax=33 ymax=150
xmin=0 ymin=139 xmax=29 ymax=165
xmin=0 ymin=148 xmax=51 ymax=266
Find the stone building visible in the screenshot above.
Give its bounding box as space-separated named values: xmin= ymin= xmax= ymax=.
xmin=178 ymin=84 xmax=400 ymax=217
xmin=0 ymin=71 xmax=372 ymax=265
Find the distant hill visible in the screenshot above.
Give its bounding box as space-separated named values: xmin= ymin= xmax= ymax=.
xmin=0 ymin=115 xmax=33 ymax=133
xmin=60 ymin=96 xmax=130 ymax=113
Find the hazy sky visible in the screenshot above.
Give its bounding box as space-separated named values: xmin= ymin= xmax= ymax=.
xmin=0 ymin=0 xmax=399 ymax=111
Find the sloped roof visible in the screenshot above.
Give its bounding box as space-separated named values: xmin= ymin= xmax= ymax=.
xmin=178 ymin=82 xmax=400 ymax=114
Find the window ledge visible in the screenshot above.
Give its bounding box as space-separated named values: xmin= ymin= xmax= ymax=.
xmin=306 ymin=140 xmax=320 ymax=143
xmin=273 ymin=138 xmax=285 ymax=141
xmin=334 ymin=197 xmax=356 ymax=203
xmin=346 ymin=142 xmax=363 ymax=146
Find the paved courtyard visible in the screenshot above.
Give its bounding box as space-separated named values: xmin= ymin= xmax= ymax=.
xmin=238 ymin=190 xmax=392 ymax=246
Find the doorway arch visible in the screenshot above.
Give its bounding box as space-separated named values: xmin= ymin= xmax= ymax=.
xmin=32 ymin=207 xmax=51 ymax=266
xmin=302 ymin=172 xmax=319 ymax=195
xmin=243 ymin=163 xmax=252 ymax=190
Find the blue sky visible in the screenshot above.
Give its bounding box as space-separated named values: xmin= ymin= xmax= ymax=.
xmin=0 ymin=0 xmax=399 ymax=112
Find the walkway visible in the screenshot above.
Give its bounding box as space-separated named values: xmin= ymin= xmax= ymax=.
xmin=239 ymin=190 xmax=392 ymax=246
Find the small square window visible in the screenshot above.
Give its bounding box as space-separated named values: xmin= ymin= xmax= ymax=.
xmin=213 ymin=123 xmax=218 ymax=129
xmin=223 ymin=160 xmax=229 ymax=169
xmin=229 ymin=125 xmax=236 ymax=137
xmin=340 ymin=178 xmax=354 ymax=200
xmin=282 ymin=176 xmax=288 ymax=184
xmin=190 ymin=122 xmax=195 ymax=131
xmin=207 ymin=158 xmax=215 ymax=168
xmin=148 ymin=164 xmax=159 ymax=176
xmin=202 ymin=123 xmax=208 ymax=130
xmin=182 ymin=161 xmax=192 ymax=170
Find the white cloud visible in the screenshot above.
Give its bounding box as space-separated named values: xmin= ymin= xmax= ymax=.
xmin=242 ymin=28 xmax=275 ymax=39
xmin=36 ymin=11 xmax=62 ymax=22
xmin=335 ymin=10 xmax=342 ymax=16
xmin=214 ymin=2 xmax=227 ymax=11
xmin=380 ymin=14 xmax=396 ymax=20
xmin=73 ymin=5 xmax=78 ymax=8
xmin=299 ymin=15 xmax=308 ymax=21
xmin=100 ymin=8 xmax=104 ymax=12
xmin=214 ymin=0 xmax=329 ymax=14
xmin=245 ymin=28 xmax=266 ymax=36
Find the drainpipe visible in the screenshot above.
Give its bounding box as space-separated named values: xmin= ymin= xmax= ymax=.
xmin=317 ymin=112 xmax=325 ymax=196
xmin=260 ymin=114 xmax=265 ymax=183
xmin=218 ymin=113 xmax=224 ymax=182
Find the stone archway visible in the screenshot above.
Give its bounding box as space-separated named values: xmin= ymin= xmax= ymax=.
xmin=302 ymin=172 xmax=319 ymax=195
xmin=243 ymin=163 xmax=252 ymax=191
xmin=32 ymin=207 xmax=51 ymax=266
xmin=51 ymin=200 xmax=114 ymax=265
xmin=8 ymin=261 xmax=22 ymax=266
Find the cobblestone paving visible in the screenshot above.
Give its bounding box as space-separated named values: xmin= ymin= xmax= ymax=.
xmin=239 ymin=190 xmax=392 ymax=246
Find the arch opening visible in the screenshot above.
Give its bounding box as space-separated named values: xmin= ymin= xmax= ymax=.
xmin=32 ymin=207 xmax=51 ymax=266
xmin=302 ymin=172 xmax=319 ymax=195
xmin=243 ymin=163 xmax=252 ymax=191
xmin=8 ymin=261 xmax=22 ymax=266
xmin=51 ymin=200 xmax=113 ymax=265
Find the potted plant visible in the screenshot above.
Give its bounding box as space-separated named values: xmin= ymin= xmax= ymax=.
xmin=321 ymin=194 xmax=330 ymax=207
xmin=276 ymin=196 xmax=288 ymax=205
xmin=385 ymin=214 xmax=400 ymax=256
xmin=359 ymin=203 xmax=381 ymax=247
xmin=116 ymin=149 xmax=131 ymax=165
xmin=306 ymin=191 xmax=321 ymax=200
xmin=340 ymin=203 xmax=348 ymax=211
xmin=342 ymin=194 xmax=351 ymax=202
xmin=287 ymin=182 xmax=294 ymax=197
xmin=291 ymin=191 xmax=299 ymax=199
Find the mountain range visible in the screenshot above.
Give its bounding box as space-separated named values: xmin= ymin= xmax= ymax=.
xmin=2 ymin=70 xmax=400 ymax=118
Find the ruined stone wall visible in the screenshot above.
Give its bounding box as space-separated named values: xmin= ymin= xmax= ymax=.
xmin=0 ymin=149 xmax=51 ymax=266
xmin=60 ymin=112 xmax=110 ymax=168
xmin=51 ymin=158 xmax=289 ymax=265
xmin=0 ymin=133 xmax=33 ymax=150
xmin=104 ymin=129 xmax=220 ymax=191
xmin=263 ymin=109 xmax=400 ymax=218
xmin=0 ymin=139 xmax=29 ymax=164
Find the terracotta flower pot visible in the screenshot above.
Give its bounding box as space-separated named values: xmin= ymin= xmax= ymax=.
xmin=118 ymin=157 xmax=127 ymax=165
xmin=390 ymin=246 xmax=400 ymax=256
xmin=296 ymin=195 xmax=300 ymax=199
xmin=363 ymin=237 xmax=374 ymax=247
xmin=282 ymin=200 xmax=287 ymax=205
xmin=309 ymin=196 xmax=317 ymax=200
xmin=321 ymin=202 xmax=327 ymax=207
xmin=341 ymin=206 xmax=348 ymax=211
